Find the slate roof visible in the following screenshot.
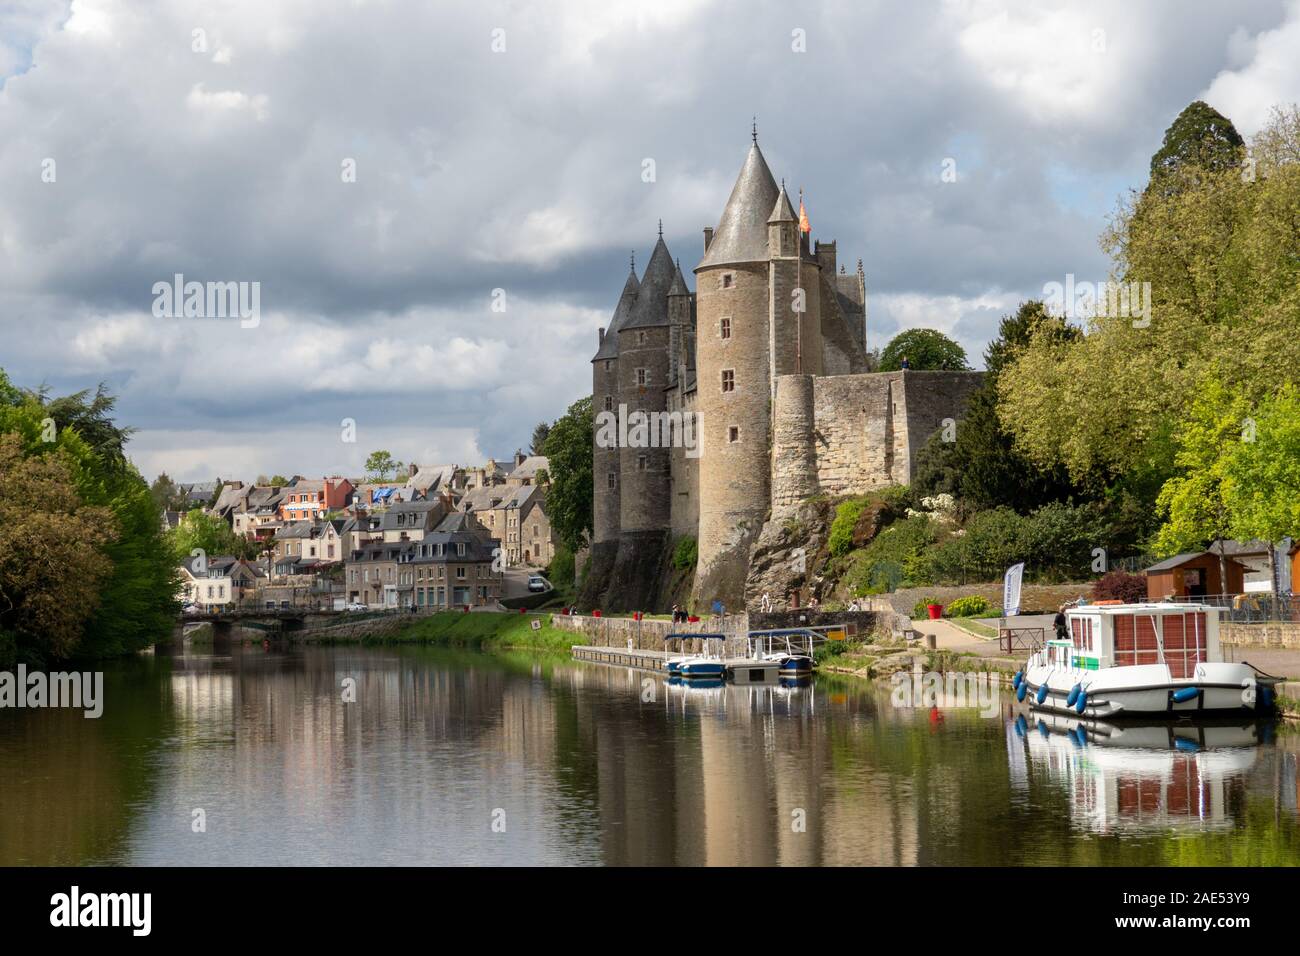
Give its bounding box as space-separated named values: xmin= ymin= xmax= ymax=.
xmin=697 ymin=143 xmax=780 ymax=270
xmin=592 ymin=267 xmax=640 ymax=362
xmin=622 ymin=236 xmax=677 ymax=331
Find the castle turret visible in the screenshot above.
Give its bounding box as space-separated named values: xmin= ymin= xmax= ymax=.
xmin=617 ymin=230 xmax=675 ymax=536
xmin=693 ymin=139 xmax=781 ymax=609
xmin=591 ymin=259 xmax=638 ymax=546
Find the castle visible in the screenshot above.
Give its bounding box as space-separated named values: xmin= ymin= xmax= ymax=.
xmin=587 ymin=132 xmax=983 ymax=612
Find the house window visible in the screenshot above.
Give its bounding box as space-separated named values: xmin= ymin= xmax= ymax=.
xmin=721 ymin=369 xmax=735 ymax=392
xmin=457 ymin=566 xmax=467 ymax=580
xmin=636 ymin=368 xmax=648 ymax=386
xmin=457 ymin=542 xmax=466 ymax=556
xmin=728 ymin=426 xmax=740 ymax=443
xmin=720 ymin=317 xmax=731 ymax=339
xmin=604 ymin=395 xmax=613 ymax=411
xmin=607 ymin=472 xmax=616 ymax=490
xmin=721 ymin=273 xmax=733 ymax=289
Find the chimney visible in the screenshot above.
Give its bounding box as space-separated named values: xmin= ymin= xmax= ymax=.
xmin=598 ymin=327 xmax=605 ymax=344
xmin=703 ymin=227 xmax=714 ymax=252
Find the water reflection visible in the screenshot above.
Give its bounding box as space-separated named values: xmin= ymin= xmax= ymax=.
xmin=0 ymin=645 xmax=1296 ymax=866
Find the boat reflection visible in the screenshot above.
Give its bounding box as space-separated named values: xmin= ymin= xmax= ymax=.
xmin=1009 ymin=711 xmax=1273 ymax=834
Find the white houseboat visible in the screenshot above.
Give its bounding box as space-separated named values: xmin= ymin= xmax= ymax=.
xmin=1014 ymin=602 xmax=1281 ymax=718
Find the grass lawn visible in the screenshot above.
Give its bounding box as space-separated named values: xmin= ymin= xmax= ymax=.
xmin=356 ymin=611 xmax=582 ymax=653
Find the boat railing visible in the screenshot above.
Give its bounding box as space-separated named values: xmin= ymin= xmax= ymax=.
xmin=999 ymin=626 xmax=1045 ymax=654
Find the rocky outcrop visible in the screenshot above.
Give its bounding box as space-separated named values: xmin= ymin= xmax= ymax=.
xmin=745 ymin=498 xmax=834 ymax=612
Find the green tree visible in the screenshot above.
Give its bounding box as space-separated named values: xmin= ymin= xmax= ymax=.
xmin=1 ymin=373 xmax=178 ymax=660
xmin=0 ymin=436 xmax=118 ymax=664
xmin=364 ymin=450 xmax=403 ymax=482
xmin=150 ymin=472 xmax=180 ymax=512
xmin=1220 ymin=383 xmax=1300 ymax=542
xmin=531 ymin=422 xmax=551 ymax=456
xmin=999 ymin=105 xmax=1300 ymax=489
xmin=1152 ymin=378 xmax=1247 ymax=590
xmin=879 ymin=328 xmax=969 ymax=372
xmin=1149 ymin=100 xmax=1245 ymax=187
xmin=168 ymin=510 xmax=244 ymax=563
xmin=540 ymin=396 xmax=593 ymax=552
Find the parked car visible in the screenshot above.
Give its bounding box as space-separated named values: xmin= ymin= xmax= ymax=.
xmin=344 ymin=602 xmax=368 ymax=612
xmin=527 ymin=576 xmax=548 ymax=593
xmin=181 ymin=601 xmax=200 ymax=616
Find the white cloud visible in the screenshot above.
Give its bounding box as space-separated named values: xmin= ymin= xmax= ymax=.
xmin=1202 ymin=0 xmax=1300 ymax=134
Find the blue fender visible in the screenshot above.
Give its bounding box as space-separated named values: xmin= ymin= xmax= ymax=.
xmin=1066 ymin=683 xmax=1081 ymax=707
xmin=1075 ymin=690 xmax=1087 ymax=715
xmin=1171 ymin=686 xmax=1200 ymax=704
xmin=1035 ymin=683 xmax=1049 ymax=705
xmin=1174 ymin=737 xmax=1201 ymax=753
xmin=1013 ymin=670 xmax=1024 ymax=690
xmin=1015 ymin=713 xmax=1027 ymax=737
xmin=1037 ymin=720 xmax=1049 ymax=739
xmin=1074 ymin=725 xmax=1088 ymax=746
xmin=1016 ymin=680 xmax=1028 ymax=702
xmin=1259 ymin=685 xmax=1274 ymax=710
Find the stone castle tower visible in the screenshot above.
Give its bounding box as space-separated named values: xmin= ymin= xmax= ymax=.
xmin=588 ymin=132 xmax=981 ymax=613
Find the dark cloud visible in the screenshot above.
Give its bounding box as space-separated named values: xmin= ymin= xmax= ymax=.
xmin=2 ymin=0 xmax=1297 ymax=479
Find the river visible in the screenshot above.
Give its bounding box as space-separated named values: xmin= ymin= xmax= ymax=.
xmin=1 ymin=643 xmax=1297 ymax=865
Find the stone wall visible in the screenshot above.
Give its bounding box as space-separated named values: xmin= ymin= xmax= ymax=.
xmin=865 ymin=582 xmax=1096 ymax=617
xmin=1221 ymin=622 xmax=1300 ymax=648
xmin=551 ymin=612 xmax=748 ymax=652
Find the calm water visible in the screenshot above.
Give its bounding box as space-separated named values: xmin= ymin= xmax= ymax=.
xmin=1 ymin=644 xmax=1297 ymax=866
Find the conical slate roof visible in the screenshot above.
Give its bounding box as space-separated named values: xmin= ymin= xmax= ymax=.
xmin=697 ymin=143 xmax=780 ymax=270
xmin=622 ymin=236 xmax=676 ymax=331
xmin=592 ymin=266 xmax=640 ymax=362
xmin=668 ymin=259 xmax=690 ymax=297
xmin=768 ymin=183 xmax=797 ymax=223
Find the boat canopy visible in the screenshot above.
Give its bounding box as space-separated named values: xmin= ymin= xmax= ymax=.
xmin=665 ymin=633 xmax=727 ymax=640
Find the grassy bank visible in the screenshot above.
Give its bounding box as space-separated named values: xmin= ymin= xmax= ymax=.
xmin=312 ymin=611 xmax=582 ymax=653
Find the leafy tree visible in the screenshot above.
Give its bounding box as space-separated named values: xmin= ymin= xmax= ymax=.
xmin=169 ymin=510 xmax=245 ymax=563
xmin=0 ymin=436 xmax=118 ymax=664
xmin=364 ymin=450 xmax=403 ymax=482
xmin=879 ymin=328 xmax=969 ymax=372
xmin=150 ymin=472 xmax=181 ymax=512
xmin=540 ymin=397 xmax=593 ymax=551
xmin=531 ymin=422 xmax=551 ymax=456
xmin=1 ymin=371 xmax=180 ymax=660
xmin=1220 ymin=383 xmax=1300 ymax=542
xmin=1149 ymin=100 xmax=1244 ymax=189
xmin=1000 ymin=105 xmax=1300 ymax=489
xmin=1152 ymin=378 xmax=1246 ymax=589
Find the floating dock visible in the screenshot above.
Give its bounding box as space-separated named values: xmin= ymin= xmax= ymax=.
xmin=571 ymin=645 xmax=670 ymax=671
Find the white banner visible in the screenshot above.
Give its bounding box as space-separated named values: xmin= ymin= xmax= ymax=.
xmin=1003 ymin=562 xmax=1025 ymax=617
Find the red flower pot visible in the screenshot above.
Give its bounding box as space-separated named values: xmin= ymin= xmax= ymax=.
xmin=927 ymin=604 xmax=943 ymax=620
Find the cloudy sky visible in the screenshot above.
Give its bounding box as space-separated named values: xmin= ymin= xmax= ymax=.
xmin=3 ymin=0 xmax=1298 ymax=482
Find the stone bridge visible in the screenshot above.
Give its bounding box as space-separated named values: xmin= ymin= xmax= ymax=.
xmin=172 ymin=609 xmax=390 ymax=641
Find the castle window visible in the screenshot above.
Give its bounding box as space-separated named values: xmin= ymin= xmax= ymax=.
xmin=637 ymin=456 xmax=647 ymax=471
xmin=721 ymin=369 xmax=735 ymax=392
xmin=636 ymin=368 xmax=648 ymax=386
xmin=607 ymin=472 xmax=616 ymax=490
xmin=605 ymin=360 xmax=612 ymax=373
xmin=638 ymin=331 xmax=646 ymax=344
xmin=728 ymin=426 xmax=740 ymax=443
xmin=604 ymin=395 xmax=613 ymax=411
xmin=720 ymin=317 xmax=731 ymax=339
xmin=721 ymin=273 xmax=734 ymax=289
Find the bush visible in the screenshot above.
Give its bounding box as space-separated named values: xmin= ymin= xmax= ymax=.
xmin=828 ymin=497 xmax=869 ymax=557
xmin=842 ymin=515 xmax=938 ymax=595
xmin=1092 ymin=570 xmax=1147 ymax=603
xmin=672 ymin=536 xmax=697 ymax=571
xmin=945 ymin=595 xmax=991 ymax=618
xmin=546 ymin=545 xmax=575 ymax=588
